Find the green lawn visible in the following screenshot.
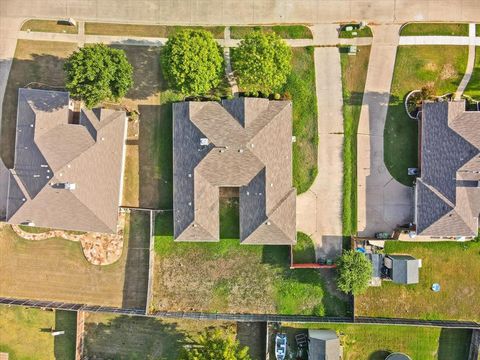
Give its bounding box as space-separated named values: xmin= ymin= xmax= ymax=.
xmin=0 ymin=306 xmax=76 ymax=360
xmin=85 ymin=22 xmax=225 ymax=39
xmin=464 ymin=46 xmax=480 ymax=99
xmin=356 ymin=241 xmax=480 ymax=322
xmin=340 ymin=46 xmax=371 ymax=236
xmin=83 ymin=312 xmax=236 ymax=360
xmin=152 ymin=212 xmax=349 ymax=316
xmin=400 ymin=23 xmax=469 ymax=36
xmin=230 ymin=25 xmax=312 ymax=39
xmin=281 ymin=323 xmax=472 ymax=360
xmin=283 ymin=47 xmax=318 ymax=194
xmin=21 ymin=19 xmax=78 ymax=34
xmin=385 ymin=45 xmax=468 ymax=186
xmin=338 ymin=24 xmax=373 ymax=38
xmin=292 ymin=232 xmax=316 ymax=263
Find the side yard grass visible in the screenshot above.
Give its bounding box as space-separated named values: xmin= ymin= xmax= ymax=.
xmin=21 ymin=19 xmax=78 ymax=34
xmin=83 ymin=312 xmax=236 ymax=360
xmin=356 ymin=240 xmax=480 ymax=322
xmin=279 ymin=323 xmax=472 ymax=360
xmin=400 ymin=22 xmax=469 ymax=36
xmin=464 ymin=46 xmax=480 ymax=99
xmin=230 ymin=25 xmax=312 ymax=39
xmin=152 ymin=212 xmax=349 ymax=317
xmin=385 ymin=45 xmax=468 ymax=186
xmin=340 ymin=46 xmax=370 ymax=236
xmin=283 ymin=47 xmax=318 ymax=194
xmin=0 ymin=306 xmax=76 ymax=359
xmin=85 ymin=22 xmax=225 ymax=38
xmin=292 ymin=232 xmax=316 ymax=263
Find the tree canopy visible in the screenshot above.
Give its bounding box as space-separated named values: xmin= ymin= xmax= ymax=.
xmin=336 ymin=250 xmax=372 ymax=295
xmin=179 ymin=329 xmax=251 ymax=360
xmin=64 ymin=44 xmax=133 ymax=108
xmin=162 ymin=29 xmax=224 ymax=96
xmin=232 ymin=31 xmax=292 ymax=94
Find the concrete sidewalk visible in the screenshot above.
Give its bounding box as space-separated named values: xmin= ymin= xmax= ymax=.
xmin=357 ymin=24 xmax=413 ymax=237
xmin=296 ymin=44 xmax=344 ymax=259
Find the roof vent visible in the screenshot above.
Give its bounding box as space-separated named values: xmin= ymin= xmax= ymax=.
xmin=200 ymin=138 xmax=209 ymax=146
xmin=266 ymin=221 xmax=271 ymax=226
xmin=188 ymin=173 xmax=192 ymax=178
xmin=238 ymin=149 xmax=244 ymax=153
xmin=65 ymin=182 xmax=76 ymax=190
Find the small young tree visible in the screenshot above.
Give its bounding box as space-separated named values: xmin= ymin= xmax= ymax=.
xmin=232 ymin=31 xmax=292 ymax=94
xmin=162 ymin=29 xmax=224 ymax=96
xmin=179 ymin=329 xmax=251 ymax=360
xmin=64 ymin=44 xmax=133 ymax=108
xmin=336 ymin=250 xmax=372 ymax=295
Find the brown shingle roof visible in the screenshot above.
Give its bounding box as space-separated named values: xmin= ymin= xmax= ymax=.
xmin=6 ymin=89 xmax=126 ymax=233
xmin=173 ymin=98 xmax=296 ymax=245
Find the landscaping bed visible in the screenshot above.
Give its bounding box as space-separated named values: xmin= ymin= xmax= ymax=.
xmin=384 ymin=45 xmax=468 ymax=186
xmin=230 ymin=25 xmax=312 ymax=39
xmin=0 ymin=306 xmax=76 ymax=359
xmin=83 ymin=312 xmax=236 ymax=359
xmin=339 ymin=45 xmax=370 ymax=236
xmin=279 ymin=323 xmax=472 ymax=360
xmin=338 ymin=24 xmax=373 ymax=38
xmin=152 ymin=212 xmax=349 ymax=316
xmin=400 ymin=22 xmax=469 ymax=36
xmin=21 ymin=19 xmax=78 ymax=34
xmin=283 ymin=47 xmax=318 ymax=194
xmin=85 ymin=22 xmax=225 ymax=39
xmin=356 ymin=240 xmax=480 ymax=322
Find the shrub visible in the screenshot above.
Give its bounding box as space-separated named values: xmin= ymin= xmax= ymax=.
xmin=161 ymin=29 xmax=224 ymax=96
xmin=336 ymin=250 xmax=372 ymax=295
xmin=64 ymin=44 xmax=133 ymax=108
xmin=232 ymin=31 xmax=292 ymax=94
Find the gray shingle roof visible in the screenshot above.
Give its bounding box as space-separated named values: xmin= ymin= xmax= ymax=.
xmin=388 ymin=255 xmax=420 ymax=284
xmin=5 ymin=88 xmax=126 ymax=233
xmin=308 ymin=329 xmax=341 ymax=360
xmin=416 ymin=101 xmax=480 ymax=237
xmin=173 ymin=98 xmax=296 ymax=245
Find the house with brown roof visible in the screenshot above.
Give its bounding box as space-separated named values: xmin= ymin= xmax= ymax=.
xmin=4 ymin=88 xmax=127 ymax=233
xmin=415 ymin=100 xmax=480 ymax=238
xmin=173 ymin=98 xmax=296 ymax=245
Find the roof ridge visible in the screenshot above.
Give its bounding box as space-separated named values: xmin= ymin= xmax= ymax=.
xmin=420 ymin=178 xmax=455 ymax=209
xmin=248 ymin=101 xmax=291 ymax=143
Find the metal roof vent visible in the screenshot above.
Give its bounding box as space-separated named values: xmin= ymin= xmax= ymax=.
xmin=65 ymin=182 xmax=76 ymax=190
xmin=266 ymin=221 xmax=271 ymax=226
xmin=200 ymin=138 xmax=209 ymax=146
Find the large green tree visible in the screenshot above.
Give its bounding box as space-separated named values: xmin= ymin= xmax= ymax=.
xmin=179 ymin=329 xmax=251 ymax=360
xmin=336 ymin=250 xmax=372 ymax=295
xmin=232 ymin=31 xmax=292 ymax=94
xmin=64 ymin=44 xmax=133 ymax=108
xmin=162 ymin=29 xmax=224 ymax=96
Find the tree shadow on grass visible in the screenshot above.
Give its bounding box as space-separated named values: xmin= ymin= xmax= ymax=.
xmin=368 ymin=350 xmax=391 ymax=360
xmin=84 ymin=315 xmax=188 ymax=360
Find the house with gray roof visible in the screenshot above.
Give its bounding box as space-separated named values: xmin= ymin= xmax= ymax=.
xmin=415 ymin=100 xmax=480 ymax=238
xmin=308 ymin=329 xmax=341 ymax=360
xmin=173 ymin=98 xmax=296 ymax=244
xmin=4 ymin=88 xmax=127 ymax=233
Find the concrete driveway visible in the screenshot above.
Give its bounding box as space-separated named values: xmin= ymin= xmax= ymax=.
xmin=356 ymin=25 xmax=414 ymax=237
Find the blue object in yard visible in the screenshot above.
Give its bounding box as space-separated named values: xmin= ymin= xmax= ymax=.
xmin=432 ymin=283 xmax=441 ymax=292
xmin=356 ymin=247 xmax=366 ymax=253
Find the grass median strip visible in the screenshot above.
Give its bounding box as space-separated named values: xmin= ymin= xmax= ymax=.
xmin=464 ymin=46 xmax=480 ymax=99
xmin=340 ymin=46 xmax=371 ymax=236
xmin=230 ymin=25 xmax=312 ymax=39
xmin=85 ymin=22 xmax=225 ymax=39
xmin=400 ymin=22 xmax=469 ymax=36
xmin=283 ymin=47 xmax=318 ymax=194
xmin=21 ymin=19 xmax=78 ymax=34
xmin=384 ymin=45 xmax=468 ymax=186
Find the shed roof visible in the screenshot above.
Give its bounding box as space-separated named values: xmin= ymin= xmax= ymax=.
xmin=308 ymin=329 xmax=341 ymax=360
xmin=388 ymin=255 xmax=420 ymax=284
xmin=173 ymin=98 xmax=296 ymax=244
xmin=5 ymin=88 xmax=126 ymax=233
